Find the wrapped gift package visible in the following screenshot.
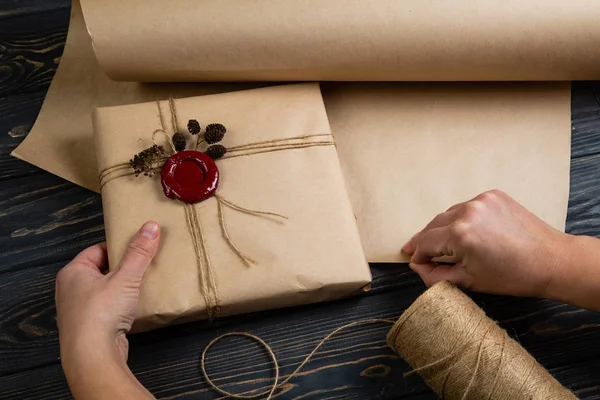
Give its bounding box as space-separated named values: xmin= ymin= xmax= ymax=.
xmin=93 ymin=83 xmax=372 ymax=332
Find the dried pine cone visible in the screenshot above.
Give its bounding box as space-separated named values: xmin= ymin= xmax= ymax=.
xmin=129 ymin=145 xmax=166 ymax=177
xmin=205 ymin=123 xmax=226 ymax=144
xmin=205 ymin=144 xmax=227 ymax=160
xmin=187 ymin=119 xmax=201 ymax=135
xmin=172 ymin=132 xmax=187 ymax=152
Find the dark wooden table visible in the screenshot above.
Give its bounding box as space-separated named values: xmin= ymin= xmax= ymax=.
xmin=3 ymin=2 xmax=600 ymax=399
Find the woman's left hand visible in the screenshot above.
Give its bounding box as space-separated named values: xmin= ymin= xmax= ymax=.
xmin=55 ymin=221 xmax=160 ymax=400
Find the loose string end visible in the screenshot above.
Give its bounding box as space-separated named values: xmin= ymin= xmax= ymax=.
xmin=216 ymin=194 xmax=288 ymax=221
xmin=216 ymin=196 xmax=259 ymax=266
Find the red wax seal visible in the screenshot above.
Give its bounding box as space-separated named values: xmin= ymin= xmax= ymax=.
xmin=161 ymin=151 xmax=219 ymax=203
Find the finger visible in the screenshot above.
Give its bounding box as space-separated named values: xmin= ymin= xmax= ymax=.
xmin=410 ymin=227 xmax=453 ymax=264
xmin=422 ymin=209 xmax=460 ymax=232
xmin=446 ymin=190 xmax=500 ymax=212
xmin=403 ymin=210 xmax=458 ymax=255
xmin=446 ymin=201 xmax=466 ymax=212
xmin=404 ymin=192 xmax=484 ymax=255
xmin=409 ymin=262 xmax=470 ymax=288
xmin=71 ymin=242 xmax=108 ymax=272
xmin=447 ymin=190 xmax=488 ymax=211
xmin=113 ymin=221 xmax=160 ymax=287
xmin=402 ymin=233 xmax=419 ymax=255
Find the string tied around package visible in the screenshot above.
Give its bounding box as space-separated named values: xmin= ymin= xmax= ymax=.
xmin=201 ymin=282 xmax=578 ymax=400
xmin=97 ymin=98 xmax=336 ymax=319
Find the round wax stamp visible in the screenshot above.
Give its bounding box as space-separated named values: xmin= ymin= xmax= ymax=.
xmin=161 ymin=151 xmax=219 ymax=203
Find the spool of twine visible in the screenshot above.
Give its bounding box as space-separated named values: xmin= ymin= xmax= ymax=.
xmin=387 ymin=281 xmax=578 ymax=400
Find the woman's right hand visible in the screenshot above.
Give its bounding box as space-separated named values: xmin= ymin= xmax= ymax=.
xmin=402 ymin=189 xmax=572 ymax=299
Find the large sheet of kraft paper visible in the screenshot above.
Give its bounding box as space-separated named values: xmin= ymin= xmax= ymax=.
xmin=12 ymin=0 xmax=575 ymax=261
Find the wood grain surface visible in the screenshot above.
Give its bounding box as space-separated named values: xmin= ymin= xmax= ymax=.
xmin=2 ymin=2 xmax=600 ymax=399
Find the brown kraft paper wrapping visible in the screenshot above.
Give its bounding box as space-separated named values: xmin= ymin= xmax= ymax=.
xmin=93 ymin=83 xmax=372 ymax=332
xmin=12 ymin=0 xmax=575 ymax=262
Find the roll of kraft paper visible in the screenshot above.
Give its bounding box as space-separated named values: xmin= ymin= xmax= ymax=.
xmin=12 ymin=0 xmax=577 ymax=262
xmin=80 ymin=0 xmax=600 ymax=82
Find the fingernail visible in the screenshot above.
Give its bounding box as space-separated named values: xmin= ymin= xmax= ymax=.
xmin=139 ymin=221 xmax=159 ymax=239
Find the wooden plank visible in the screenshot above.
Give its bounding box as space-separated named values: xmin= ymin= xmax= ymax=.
xmin=572 ymin=82 xmax=600 ymax=159
xmin=0 ymin=0 xmax=69 ymax=18
xmin=0 ymin=174 xmax=105 ymax=273
xmin=3 ymin=359 xmax=597 ymax=400
xmin=0 ymin=92 xmax=46 ymax=180
xmin=0 ymin=6 xmax=68 ymax=97
xmin=565 ymin=153 xmax=600 ymax=237
xmin=0 ymin=261 xmax=61 ymax=376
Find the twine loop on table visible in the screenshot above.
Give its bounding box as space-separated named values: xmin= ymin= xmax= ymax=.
xmin=97 ymin=98 xmax=334 ymax=318
xmin=201 ymin=319 xmax=396 ymax=400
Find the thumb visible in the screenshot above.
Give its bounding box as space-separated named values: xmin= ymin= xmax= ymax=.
xmin=113 ymin=221 xmax=160 ymax=287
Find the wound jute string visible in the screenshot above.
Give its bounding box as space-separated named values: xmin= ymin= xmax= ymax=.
xmin=97 ymin=98 xmax=334 ymax=318
xmin=201 ymin=282 xmax=578 ymax=400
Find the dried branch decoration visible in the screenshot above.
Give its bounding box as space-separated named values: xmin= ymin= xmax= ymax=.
xmin=129 ymin=145 xmax=167 ymax=177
